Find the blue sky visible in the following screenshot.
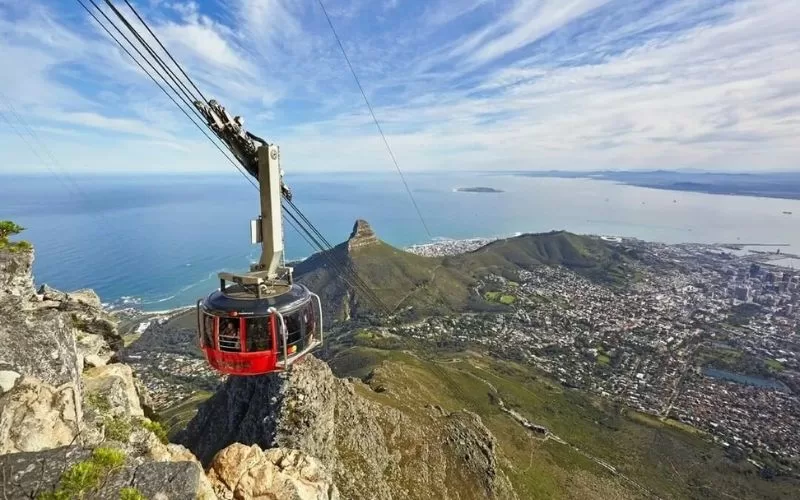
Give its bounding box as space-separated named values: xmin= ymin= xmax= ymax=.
xmin=0 ymin=0 xmax=798 ymax=174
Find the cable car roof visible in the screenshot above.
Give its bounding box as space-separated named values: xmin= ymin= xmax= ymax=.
xmin=203 ymin=283 xmax=312 ymax=316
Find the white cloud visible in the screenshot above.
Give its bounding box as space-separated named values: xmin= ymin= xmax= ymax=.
xmin=0 ymin=0 xmax=798 ymax=175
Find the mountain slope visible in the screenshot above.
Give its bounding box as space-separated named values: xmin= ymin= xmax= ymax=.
xmin=446 ymin=230 xmax=633 ymax=285
xmin=177 ymin=355 xmax=517 ymax=500
xmin=294 ymin=220 xmax=473 ymax=320
xmin=295 ymin=222 xmax=634 ymax=321
xmin=326 ymin=337 xmax=800 ymax=500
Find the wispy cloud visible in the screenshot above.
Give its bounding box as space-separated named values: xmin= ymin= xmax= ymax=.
xmin=0 ymin=0 xmax=798 ymax=174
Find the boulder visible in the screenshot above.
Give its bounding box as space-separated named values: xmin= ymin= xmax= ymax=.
xmin=0 ymin=376 xmax=80 ymax=454
xmin=82 ymin=363 xmax=144 ymax=418
xmin=0 ymin=369 xmax=20 ymax=393
xmin=179 ymin=356 xmax=516 ymax=499
xmin=0 ymin=247 xmax=34 ymax=298
xmin=347 ymin=219 xmax=379 ymax=251
xmin=0 ymin=445 xmax=217 ymax=500
xmin=0 ymin=299 xmax=81 ymax=389
xmin=208 ymin=443 xmax=339 ymax=500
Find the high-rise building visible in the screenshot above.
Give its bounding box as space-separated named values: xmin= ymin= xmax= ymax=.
xmin=734 ymin=286 xmax=750 ymax=302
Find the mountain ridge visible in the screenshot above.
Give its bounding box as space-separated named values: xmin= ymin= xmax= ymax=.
xmin=295 ymin=221 xmax=634 ymax=321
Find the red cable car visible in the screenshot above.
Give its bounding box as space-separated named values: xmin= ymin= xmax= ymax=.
xmin=196 ymin=279 xmax=322 ymax=376
xmin=192 ymin=99 xmax=324 ymax=376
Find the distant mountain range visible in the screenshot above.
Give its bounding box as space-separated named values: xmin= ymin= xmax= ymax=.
xmin=510 ymin=170 xmax=800 ymax=200
xmin=295 ymin=220 xmax=635 ymax=322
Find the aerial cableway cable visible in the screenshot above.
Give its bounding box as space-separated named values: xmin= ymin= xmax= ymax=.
xmin=101 ymin=0 xmax=207 ymax=124
xmin=283 ymin=206 xmax=389 ymax=314
xmin=283 ymin=199 xmax=389 ymax=311
xmin=120 ymin=0 xmax=211 ymax=106
xmin=111 ymin=0 xmax=389 ymax=314
xmin=77 ymin=0 xmax=391 ymax=314
xmin=314 ymin=0 xmax=433 ymax=240
xmin=282 ymin=202 xmax=389 ymax=314
xmin=76 ymin=0 xmax=256 ymax=190
xmin=85 ymin=0 xmax=388 ymax=313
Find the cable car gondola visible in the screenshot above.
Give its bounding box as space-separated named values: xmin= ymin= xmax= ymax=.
xmin=197 ymin=280 xmax=322 ymax=376
xmin=194 ymin=100 xmax=323 ymax=376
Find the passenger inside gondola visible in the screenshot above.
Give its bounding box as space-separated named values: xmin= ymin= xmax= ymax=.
xmin=245 ymin=317 xmax=271 ymax=352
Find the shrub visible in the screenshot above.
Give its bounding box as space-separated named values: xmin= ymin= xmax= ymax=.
xmin=86 ymin=391 xmax=112 ymax=413
xmin=37 ymin=447 xmax=126 ymax=500
xmin=0 ymin=220 xmax=31 ymax=252
xmin=141 ymin=419 xmax=169 ymax=444
xmin=104 ymin=416 xmax=132 ymax=443
xmin=120 ymin=487 xmax=147 ymax=500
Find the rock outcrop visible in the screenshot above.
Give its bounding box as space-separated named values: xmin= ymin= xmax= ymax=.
xmin=0 ymin=445 xmax=215 ymax=499
xmin=0 ymin=376 xmax=80 ymax=454
xmin=347 ymin=219 xmax=379 ymax=251
xmin=208 ymin=444 xmax=339 ymax=500
xmin=179 ymin=356 xmax=516 ymax=499
xmin=1 ymin=244 xmax=350 ymax=500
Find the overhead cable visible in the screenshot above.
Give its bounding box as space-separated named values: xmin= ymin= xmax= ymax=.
xmin=314 ymin=0 xmax=433 ymax=239
xmin=77 ymin=0 xmax=257 ymax=189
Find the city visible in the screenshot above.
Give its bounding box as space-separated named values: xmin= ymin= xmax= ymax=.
xmin=394 ymin=238 xmax=800 ymax=469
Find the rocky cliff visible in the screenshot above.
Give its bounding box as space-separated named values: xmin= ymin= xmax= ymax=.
xmin=0 ymin=245 xmax=337 ymax=499
xmin=178 ymin=356 xmax=517 ymax=499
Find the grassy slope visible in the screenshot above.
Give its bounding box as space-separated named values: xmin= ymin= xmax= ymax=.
xmin=328 ymin=340 xmax=799 ymax=500
xmin=295 ymin=240 xmax=473 ymax=320
xmin=447 ymin=230 xmax=632 ymax=285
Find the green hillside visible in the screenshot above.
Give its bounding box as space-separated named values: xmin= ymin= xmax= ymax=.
xmin=295 ymin=223 xmax=634 ymax=321
xmin=294 ymin=239 xmax=473 ymax=321
xmin=447 ymin=230 xmax=633 ymax=285
xmin=326 ymin=333 xmax=800 ymax=500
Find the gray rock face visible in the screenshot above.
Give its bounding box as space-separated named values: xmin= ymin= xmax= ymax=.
xmin=0 ymin=251 xmax=121 ymax=391
xmin=0 ymin=248 xmax=34 ymax=298
xmin=83 ymin=364 xmax=144 ymax=418
xmin=0 ymin=446 xmax=215 ymax=499
xmin=347 ymin=219 xmax=378 ymax=251
xmin=179 ymin=356 xmax=516 ymax=499
xmin=0 ymin=377 xmax=80 ymax=454
xmin=0 ymin=297 xmax=80 ymax=389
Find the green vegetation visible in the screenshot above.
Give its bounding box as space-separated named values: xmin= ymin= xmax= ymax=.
xmin=596 ymin=354 xmax=611 ymax=365
xmin=499 ymin=294 xmax=516 ymax=305
xmin=328 ymin=338 xmax=799 ymax=500
xmin=765 ymin=359 xmax=784 ymax=372
xmin=695 ymin=344 xmax=784 ymax=378
xmin=104 ymin=416 xmax=132 ymax=443
xmin=296 ymin=230 xmax=634 ymax=321
xmin=86 ymin=392 xmax=112 ymax=413
xmin=122 ymin=333 xmax=142 ymax=347
xmin=37 ymin=448 xmax=125 ymax=500
xmin=0 ymin=220 xmax=31 ymax=253
xmin=141 ymin=419 xmax=169 ymax=444
xmin=119 ymin=487 xmax=146 ymax=500
xmin=483 ymin=291 xmax=516 ymax=305
xmin=728 ymin=302 xmax=762 ymax=326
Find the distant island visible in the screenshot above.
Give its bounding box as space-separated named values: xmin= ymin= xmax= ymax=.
xmin=508 ymin=170 xmax=800 ymax=201
xmin=455 ymin=187 xmax=504 ymax=193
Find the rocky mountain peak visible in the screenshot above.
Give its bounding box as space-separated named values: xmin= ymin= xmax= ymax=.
xmin=178 ymin=355 xmax=516 ymax=499
xmin=347 ymin=219 xmax=378 ymax=251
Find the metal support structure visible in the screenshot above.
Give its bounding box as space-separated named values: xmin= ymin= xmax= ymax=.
xmin=253 ymin=145 xmax=284 ymax=278
xmin=216 ymin=144 xmax=292 ymax=298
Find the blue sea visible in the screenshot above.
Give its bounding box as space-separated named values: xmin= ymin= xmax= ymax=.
xmin=3 ymin=171 xmax=800 ymax=311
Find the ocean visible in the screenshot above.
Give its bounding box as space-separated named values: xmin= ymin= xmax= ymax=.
xmin=3 ymin=171 xmax=800 ymax=311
